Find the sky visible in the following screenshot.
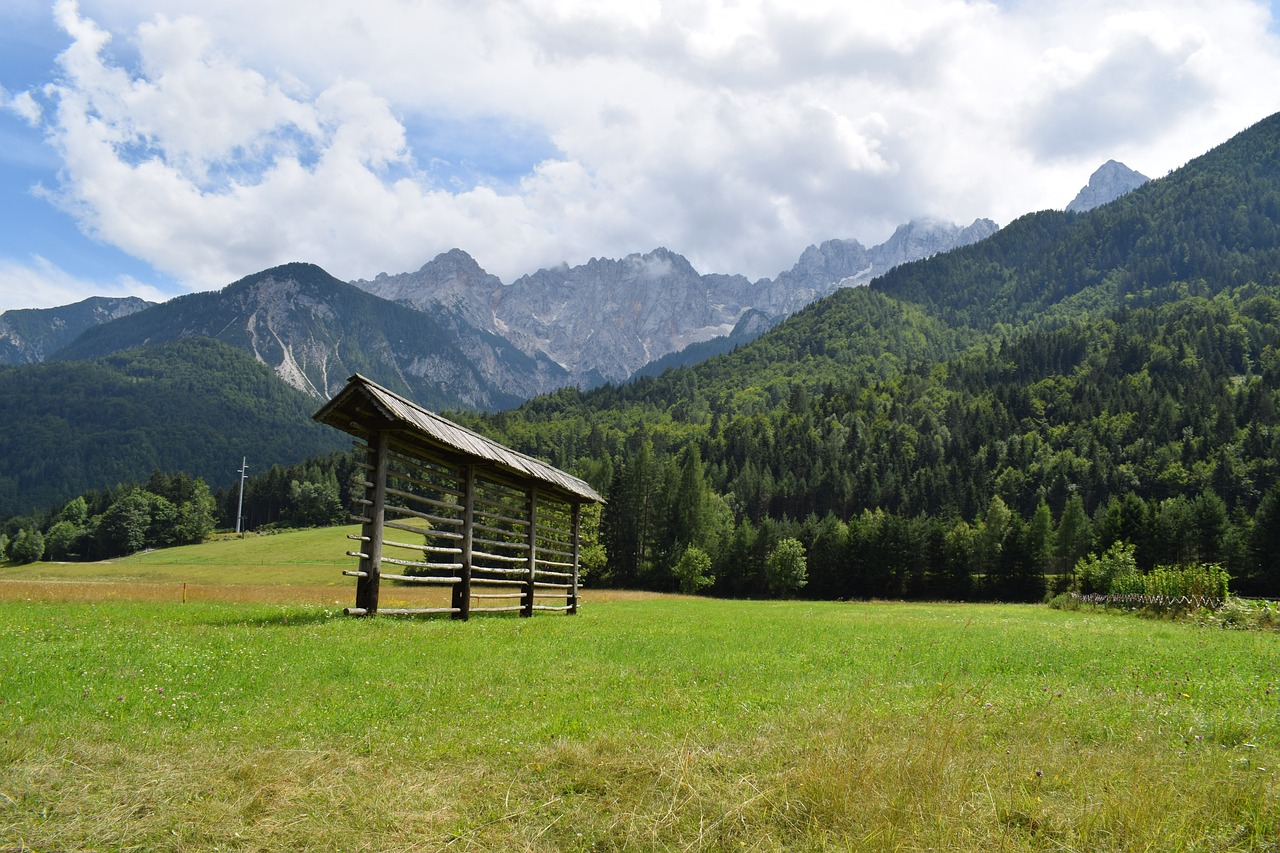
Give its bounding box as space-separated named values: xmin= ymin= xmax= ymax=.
xmin=1 ymin=0 xmax=1280 ymax=312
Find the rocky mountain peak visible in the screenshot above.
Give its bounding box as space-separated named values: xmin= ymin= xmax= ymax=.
xmin=1066 ymin=160 xmax=1150 ymax=213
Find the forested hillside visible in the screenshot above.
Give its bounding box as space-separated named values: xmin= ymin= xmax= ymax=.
xmin=455 ymin=111 xmax=1280 ymax=600
xmin=0 ymin=338 xmax=345 ymax=517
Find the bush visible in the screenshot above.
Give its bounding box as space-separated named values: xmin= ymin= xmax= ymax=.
xmin=672 ymin=546 xmax=714 ymax=595
xmin=1073 ymin=542 xmax=1138 ymax=595
xmin=766 ymin=538 xmax=808 ymax=596
xmin=1047 ymin=592 xmax=1079 ymax=610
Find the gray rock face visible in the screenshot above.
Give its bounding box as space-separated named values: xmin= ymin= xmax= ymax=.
xmin=355 ymin=217 xmax=999 ymax=387
xmin=1067 ymin=160 xmax=1150 ymax=212
xmin=57 ymin=263 xmax=525 ymax=412
xmin=0 ymin=296 xmax=154 ymax=365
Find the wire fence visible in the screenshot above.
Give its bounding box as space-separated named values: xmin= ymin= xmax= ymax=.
xmin=1071 ymin=592 xmax=1225 ymax=610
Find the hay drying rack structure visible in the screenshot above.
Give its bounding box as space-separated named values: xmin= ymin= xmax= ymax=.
xmin=314 ymin=375 xmax=603 ymax=618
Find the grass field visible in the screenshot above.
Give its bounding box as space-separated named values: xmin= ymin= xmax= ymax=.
xmin=2 ymin=528 xmax=1279 ymax=850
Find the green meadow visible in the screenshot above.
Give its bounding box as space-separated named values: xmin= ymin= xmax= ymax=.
xmin=2 ymin=529 xmax=1279 ymax=850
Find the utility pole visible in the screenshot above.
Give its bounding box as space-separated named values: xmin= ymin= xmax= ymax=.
xmin=236 ymin=457 xmax=249 ymax=537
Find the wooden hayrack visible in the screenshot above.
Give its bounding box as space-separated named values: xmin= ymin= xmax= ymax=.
xmin=313 ymin=374 xmax=603 ymax=619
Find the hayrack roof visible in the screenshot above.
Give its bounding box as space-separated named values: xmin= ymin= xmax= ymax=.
xmin=313 ymin=374 xmax=603 ymax=504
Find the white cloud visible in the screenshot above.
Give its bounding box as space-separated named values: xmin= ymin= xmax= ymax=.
xmin=0 ymin=255 xmax=168 ymax=312
xmin=15 ymin=0 xmax=1280 ymax=296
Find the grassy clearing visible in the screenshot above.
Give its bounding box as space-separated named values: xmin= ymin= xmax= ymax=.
xmin=1 ymin=528 xmax=1279 ymax=849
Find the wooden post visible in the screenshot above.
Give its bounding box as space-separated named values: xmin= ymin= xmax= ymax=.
xmin=569 ymin=502 xmax=581 ymax=615
xmin=522 ymin=486 xmax=538 ymax=617
xmin=356 ymin=430 xmax=389 ymax=615
xmin=453 ymin=464 xmax=474 ymax=620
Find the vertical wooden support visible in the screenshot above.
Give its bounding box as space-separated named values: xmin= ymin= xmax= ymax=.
xmin=453 ymin=464 xmax=475 ymax=620
xmin=569 ymin=502 xmax=581 ymax=615
xmin=522 ymin=486 xmax=538 ymax=617
xmin=356 ymin=430 xmax=389 ymax=616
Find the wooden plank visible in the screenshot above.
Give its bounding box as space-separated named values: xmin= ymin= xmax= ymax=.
xmin=534 ymin=567 xmax=573 ymax=578
xmin=473 ymin=519 xmax=526 ymax=537
xmin=472 ymin=565 xmax=527 ymax=577
xmin=375 ymin=607 xmax=461 ymax=616
xmin=471 ymin=549 xmax=526 ymax=564
xmin=379 ymin=572 xmax=461 ymax=584
xmin=385 ymin=486 xmax=464 ymax=514
xmin=472 ymin=535 xmax=530 ymax=552
xmin=384 ymin=519 xmax=463 ymax=540
xmin=380 ymin=556 xmax=463 ymax=570
xmin=384 ymin=504 xmax=464 ymax=527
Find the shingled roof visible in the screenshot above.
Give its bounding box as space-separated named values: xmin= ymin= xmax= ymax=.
xmin=313 ymin=374 xmax=603 ymax=504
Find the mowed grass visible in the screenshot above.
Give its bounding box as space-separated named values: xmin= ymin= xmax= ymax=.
xmin=1 ymin=530 xmax=1279 ymax=850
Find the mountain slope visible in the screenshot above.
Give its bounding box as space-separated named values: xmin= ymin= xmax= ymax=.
xmin=872 ymin=112 xmax=1280 ymax=329
xmin=463 ymin=110 xmax=1280 ymax=559
xmin=55 ymin=262 xmax=524 ymax=411
xmin=0 ymin=338 xmax=346 ymax=517
xmin=0 ymin=296 xmax=154 ymax=365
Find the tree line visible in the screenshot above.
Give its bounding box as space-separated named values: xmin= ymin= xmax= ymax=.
xmin=1 ymin=454 xmax=361 ymax=564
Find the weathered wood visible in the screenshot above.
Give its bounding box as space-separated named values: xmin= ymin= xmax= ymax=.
xmin=318 ymin=375 xmax=601 ymax=619
xmin=472 ymin=519 xmax=527 ymax=537
xmin=384 ymin=485 xmax=463 ymax=513
xmin=384 ymin=504 xmax=463 ymax=527
xmin=453 ymin=464 xmax=475 ymax=620
xmin=471 ymin=549 xmax=527 ymax=564
xmin=570 ymin=503 xmax=581 ymax=614
xmin=384 ymin=518 xmax=463 ymax=540
xmin=376 ymin=607 xmax=461 ymax=616
xmin=380 ymin=538 xmax=462 ymax=555
xmin=522 ymin=487 xmax=538 ymax=617
xmin=534 ymin=567 xmax=573 ymax=578
xmin=472 ymin=534 xmax=530 ymax=552
xmin=356 ymin=430 xmax=390 ymax=615
xmin=379 ymin=572 xmax=462 ymax=584
xmin=471 ymin=565 xmax=527 ymax=577
xmin=380 ymin=556 xmax=463 ymax=570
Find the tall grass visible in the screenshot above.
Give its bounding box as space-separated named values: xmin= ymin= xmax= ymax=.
xmin=3 ymin=594 xmax=1278 ymax=850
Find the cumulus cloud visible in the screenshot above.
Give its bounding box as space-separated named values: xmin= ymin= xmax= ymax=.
xmin=13 ymin=0 xmax=1280 ymax=296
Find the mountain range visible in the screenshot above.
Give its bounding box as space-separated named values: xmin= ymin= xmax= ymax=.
xmin=352 ymin=218 xmax=999 ymax=387
xmin=0 ymin=154 xmax=1152 ymax=517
